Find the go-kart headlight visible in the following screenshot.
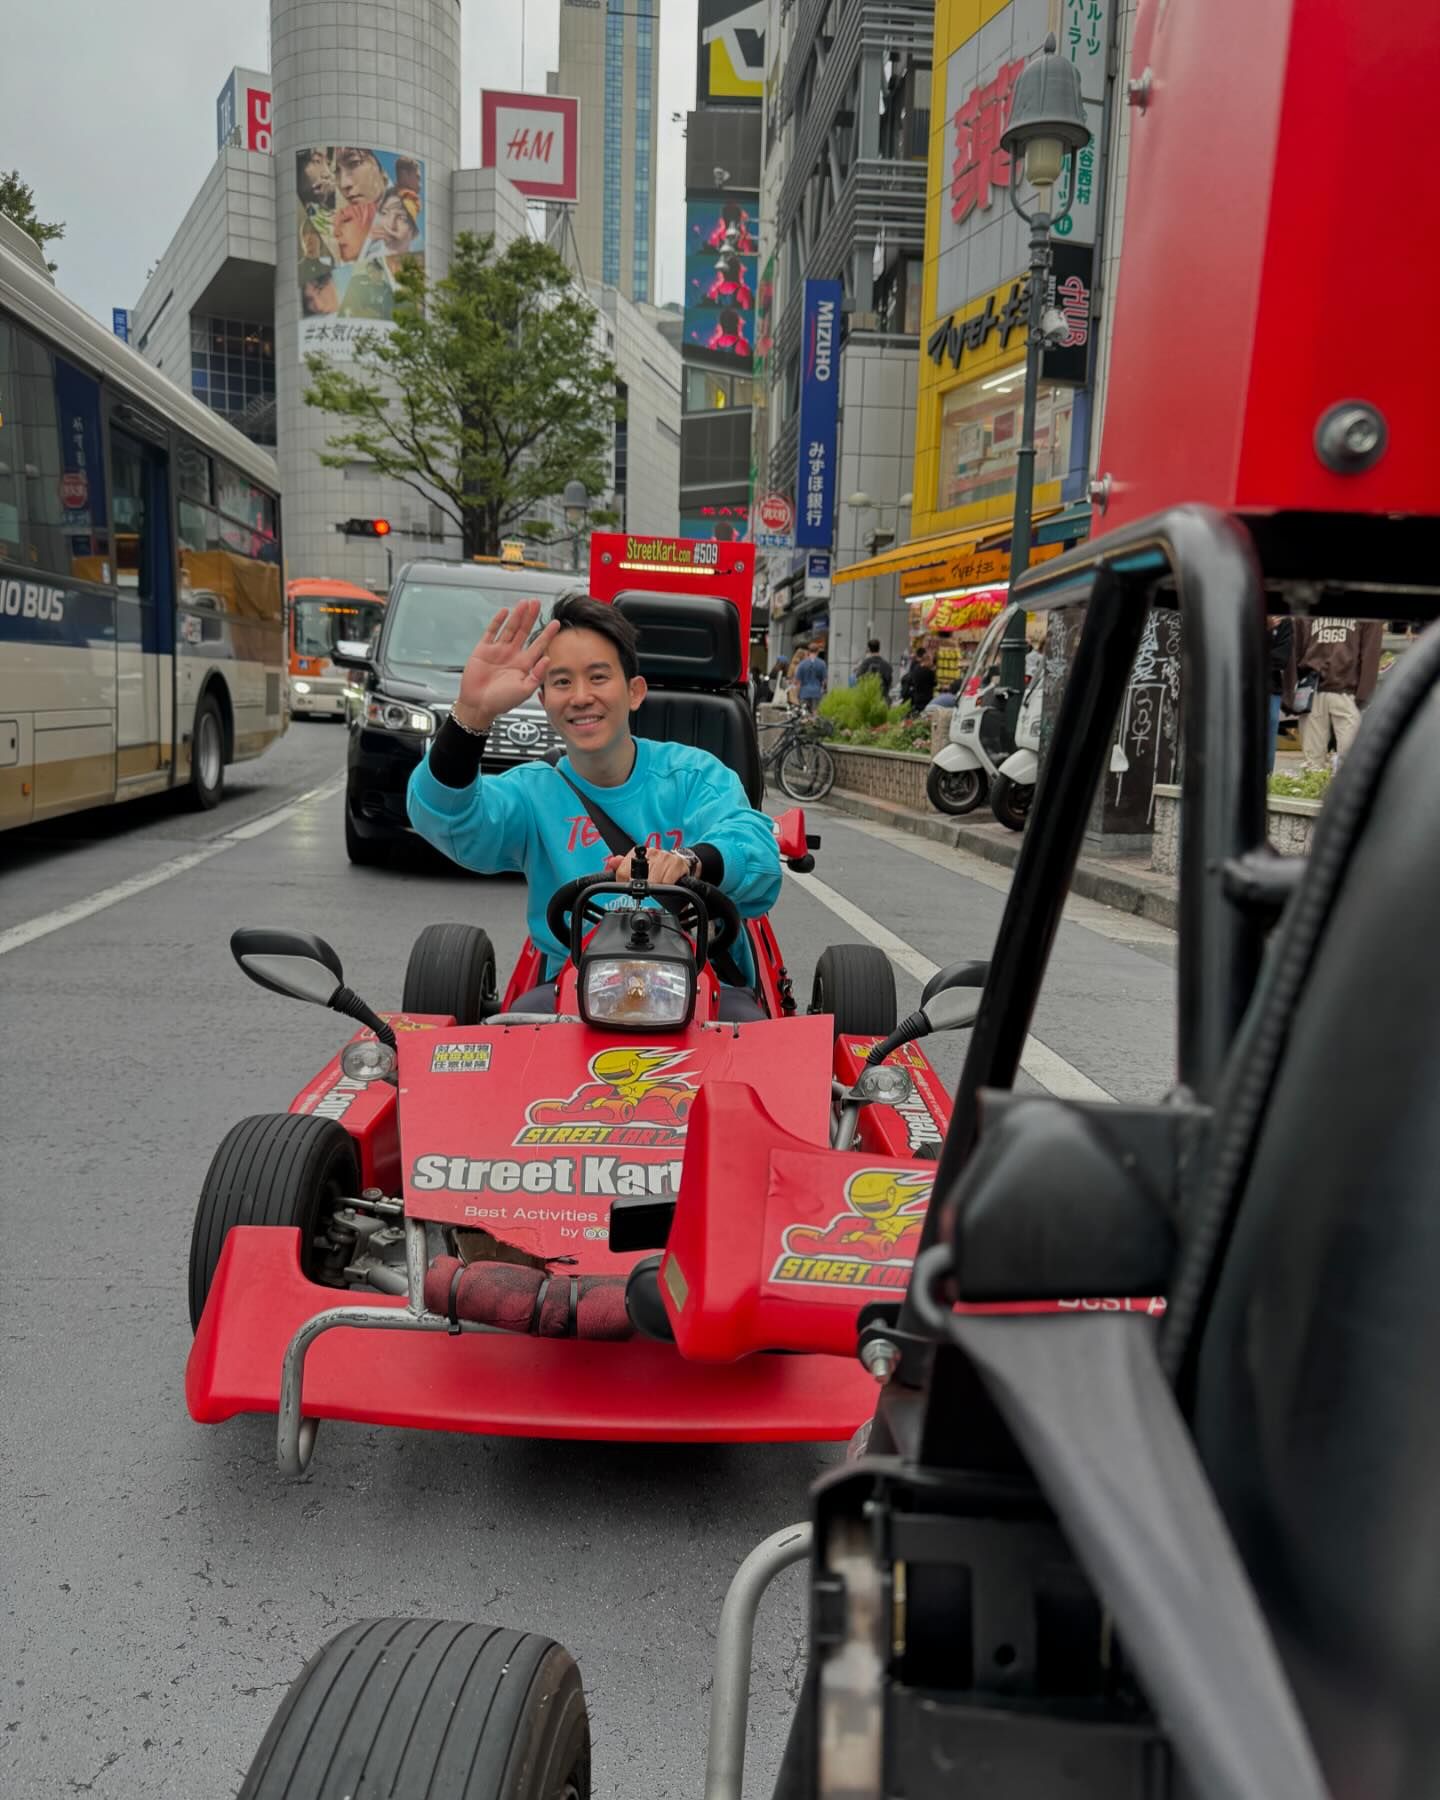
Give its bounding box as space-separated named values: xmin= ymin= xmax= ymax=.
xmin=292 ymin=680 xmax=311 ymax=695
xmin=340 ymin=1038 xmax=398 ymax=1082
xmin=581 ymin=958 xmax=693 ymax=1029
xmin=365 ymin=695 xmax=435 ymax=734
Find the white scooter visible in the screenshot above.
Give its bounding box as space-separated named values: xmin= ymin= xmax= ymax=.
xmin=990 ymin=672 xmax=1044 ymax=830
xmin=925 ymin=605 xmax=1023 ymax=816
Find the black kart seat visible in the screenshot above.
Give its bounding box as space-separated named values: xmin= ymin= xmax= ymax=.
xmin=1187 ymin=624 xmax=1440 ymax=1797
xmin=614 ymin=589 xmax=764 ymax=807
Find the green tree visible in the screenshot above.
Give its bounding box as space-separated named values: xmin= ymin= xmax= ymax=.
xmin=304 ymin=233 xmax=619 ymax=558
xmin=0 ymin=171 xmax=65 ymax=271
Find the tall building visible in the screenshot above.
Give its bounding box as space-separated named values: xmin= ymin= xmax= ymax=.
xmin=551 ymin=0 xmax=659 ymax=303
xmin=128 ymin=8 xmax=679 ymax=591
xmin=678 ymin=3 xmax=765 ymax=586
xmin=753 ymin=0 xmax=934 ymax=678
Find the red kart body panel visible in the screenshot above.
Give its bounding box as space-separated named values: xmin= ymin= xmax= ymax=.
xmin=187 ymin=1227 xmax=877 ymax=1441
xmin=397 ymin=1015 xmax=831 ymax=1240
xmin=835 ymin=1036 xmax=953 ymax=1159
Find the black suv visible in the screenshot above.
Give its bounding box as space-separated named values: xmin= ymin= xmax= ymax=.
xmin=338 ymin=558 xmax=578 ymax=865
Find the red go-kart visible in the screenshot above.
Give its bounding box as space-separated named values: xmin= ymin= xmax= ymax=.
xmin=186 ymin=582 xmax=982 ymax=1472
xmin=184 ymin=856 xmax=977 ymax=1474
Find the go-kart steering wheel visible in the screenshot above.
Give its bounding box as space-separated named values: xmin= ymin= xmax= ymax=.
xmin=546 ymin=874 xmax=743 ymax=964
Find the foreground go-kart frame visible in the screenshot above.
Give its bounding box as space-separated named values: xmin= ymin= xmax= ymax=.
xmin=240 ymin=501 xmax=1440 ymax=1800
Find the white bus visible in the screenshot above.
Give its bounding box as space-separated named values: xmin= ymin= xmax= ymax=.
xmin=0 ymin=214 xmax=285 ymax=831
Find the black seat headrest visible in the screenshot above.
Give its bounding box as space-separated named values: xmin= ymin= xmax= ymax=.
xmin=613 ymin=591 xmax=743 ymax=687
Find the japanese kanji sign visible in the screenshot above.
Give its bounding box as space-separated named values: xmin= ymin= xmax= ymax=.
xmin=950 ymin=59 xmax=1025 ymax=226
xmin=794 ymin=280 xmax=841 ymax=550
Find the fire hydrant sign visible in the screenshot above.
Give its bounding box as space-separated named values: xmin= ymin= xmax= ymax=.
xmin=481 ymin=91 xmax=581 ymax=204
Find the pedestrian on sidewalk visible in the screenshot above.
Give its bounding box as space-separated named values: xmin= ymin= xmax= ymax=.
xmin=794 ymin=640 xmax=828 ymax=713
xmin=1267 ymin=614 xmax=1294 ymax=772
xmin=1292 ymin=616 xmax=1383 ymax=772
xmin=901 ymin=648 xmax=936 ymax=714
xmin=853 ymin=637 xmax=893 ymax=697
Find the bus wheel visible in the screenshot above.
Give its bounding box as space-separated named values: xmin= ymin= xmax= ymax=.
xmin=188 ymin=693 xmax=225 ymax=811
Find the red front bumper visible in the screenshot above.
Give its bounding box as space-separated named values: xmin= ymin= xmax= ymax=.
xmin=186 ymin=1228 xmax=877 ymax=1444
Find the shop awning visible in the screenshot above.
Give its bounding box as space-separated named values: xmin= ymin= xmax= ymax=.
xmin=832 ymin=503 xmax=1092 ymax=601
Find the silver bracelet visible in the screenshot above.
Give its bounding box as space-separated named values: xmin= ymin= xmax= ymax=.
xmin=447 ymin=710 xmax=488 ymax=739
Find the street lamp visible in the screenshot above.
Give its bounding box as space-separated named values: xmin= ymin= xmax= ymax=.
xmin=846 ymin=490 xmax=913 ymax=557
xmin=562 ymin=479 xmax=590 ymax=573
xmin=995 ymin=33 xmax=1091 ymax=717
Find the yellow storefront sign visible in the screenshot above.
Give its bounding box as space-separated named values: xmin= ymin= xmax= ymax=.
xmin=898 ymin=539 xmax=1061 ymax=603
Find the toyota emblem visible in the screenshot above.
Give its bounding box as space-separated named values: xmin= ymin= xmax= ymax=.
xmin=507 ymin=718 xmax=541 ymax=747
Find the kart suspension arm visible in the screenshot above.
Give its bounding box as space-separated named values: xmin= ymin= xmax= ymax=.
xmin=704 ymin=1522 xmax=813 ymax=1800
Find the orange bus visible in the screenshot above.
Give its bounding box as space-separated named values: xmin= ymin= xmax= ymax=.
xmin=287 ymin=577 xmax=385 ymax=720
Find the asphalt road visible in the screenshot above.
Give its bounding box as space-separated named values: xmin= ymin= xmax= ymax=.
xmin=0 ymin=722 xmax=1176 ymax=1799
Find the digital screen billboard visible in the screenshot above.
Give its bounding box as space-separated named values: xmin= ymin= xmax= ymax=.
xmin=682 ymin=198 xmax=759 ymax=366
xmin=295 ymin=147 xmax=427 ymax=360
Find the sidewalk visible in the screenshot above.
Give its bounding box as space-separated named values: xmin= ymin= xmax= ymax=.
xmin=815 ymin=787 xmax=1181 ymax=931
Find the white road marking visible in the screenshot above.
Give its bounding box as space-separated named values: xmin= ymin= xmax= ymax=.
xmin=0 ymin=845 xmax=229 ymax=957
xmin=221 ymin=775 xmax=345 ymax=841
xmin=826 ymin=813 xmax=1176 ymax=946
xmin=0 ymin=776 xmax=346 ymax=959
xmin=787 ymin=867 xmax=1115 ymax=1102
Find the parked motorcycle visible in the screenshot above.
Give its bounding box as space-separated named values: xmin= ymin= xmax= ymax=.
xmin=990 ymin=672 xmax=1044 ymax=830
xmin=926 ymin=605 xmax=1023 ymax=816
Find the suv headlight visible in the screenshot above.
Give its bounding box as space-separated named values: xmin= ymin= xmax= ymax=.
xmin=581 ymin=958 xmax=693 ymax=1029
xmin=365 ymin=695 xmax=435 ymax=734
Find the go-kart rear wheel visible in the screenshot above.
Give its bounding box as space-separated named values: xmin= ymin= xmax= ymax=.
xmin=403 ymin=922 xmax=499 ymax=1024
xmin=189 ymin=1114 xmax=359 ymax=1332
xmin=239 ymin=1619 xmax=590 ymax=1800
xmin=811 ymin=944 xmax=897 ymax=1039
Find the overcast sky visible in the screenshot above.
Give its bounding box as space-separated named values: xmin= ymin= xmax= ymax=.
xmin=2 ymin=0 xmax=698 ymax=327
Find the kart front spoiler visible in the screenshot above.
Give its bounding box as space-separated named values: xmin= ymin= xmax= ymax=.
xmin=186 ymin=1227 xmax=878 ymax=1472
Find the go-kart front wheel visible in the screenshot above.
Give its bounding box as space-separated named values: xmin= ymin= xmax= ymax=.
xmin=189 ymin=1114 xmax=359 ymax=1331
xmin=811 ymin=944 xmax=897 ymax=1040
xmin=239 ymin=1620 xmax=590 ymax=1800
xmin=403 ymin=922 xmax=498 ymax=1024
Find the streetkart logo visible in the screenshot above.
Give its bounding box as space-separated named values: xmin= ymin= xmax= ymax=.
xmin=517 ymin=1047 xmax=698 ymax=1148
xmin=770 ymin=1169 xmax=934 ymax=1292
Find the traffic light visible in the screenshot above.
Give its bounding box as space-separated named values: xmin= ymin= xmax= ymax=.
xmin=339 ymin=517 xmax=391 ymax=538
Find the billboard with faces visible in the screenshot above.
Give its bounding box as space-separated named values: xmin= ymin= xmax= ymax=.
xmin=682 ymin=197 xmax=759 ymax=367
xmin=294 ymin=146 xmax=427 ymax=360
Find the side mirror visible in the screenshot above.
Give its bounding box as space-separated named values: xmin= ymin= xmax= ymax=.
xmin=231 ymin=927 xmax=344 ymax=1007
xmin=331 ymin=639 xmax=374 ymax=671
xmin=922 ymin=986 xmax=983 ymax=1033
xmin=920 ymin=959 xmax=989 ymax=1008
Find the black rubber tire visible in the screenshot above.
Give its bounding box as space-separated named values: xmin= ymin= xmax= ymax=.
xmin=186 ymin=691 xmax=225 ymax=811
xmin=811 ymin=944 xmax=897 ymax=1040
xmin=778 ymin=739 xmax=836 ymax=802
xmin=402 ymin=923 xmax=499 ymax=1024
xmin=189 ymin=1114 xmax=358 ymax=1332
xmin=344 ymin=801 xmax=390 ymax=867
xmin=239 ymin=1620 xmax=590 ymax=1800
xmin=990 ymin=771 xmax=1033 ymax=832
xmin=926 ymin=763 xmax=985 ymax=816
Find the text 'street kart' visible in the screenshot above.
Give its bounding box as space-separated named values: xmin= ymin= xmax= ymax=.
xmin=232 ymin=2 xmax=1440 ymax=1796
xmin=187 ymin=585 xmax=979 ymax=1472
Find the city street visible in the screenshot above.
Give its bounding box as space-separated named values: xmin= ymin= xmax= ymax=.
xmin=0 ymin=723 xmax=1176 ymax=1799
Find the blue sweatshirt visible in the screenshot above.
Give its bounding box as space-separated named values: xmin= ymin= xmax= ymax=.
xmin=407 ymin=734 xmax=782 ymax=977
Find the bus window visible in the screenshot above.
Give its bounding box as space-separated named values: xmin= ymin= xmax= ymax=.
xmin=293 ymin=593 xmax=383 ymax=659
xmin=0 ymin=324 xmax=111 ymax=583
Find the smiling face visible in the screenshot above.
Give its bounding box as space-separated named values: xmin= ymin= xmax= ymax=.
xmin=303 ymin=149 xmax=337 ymax=205
xmin=541 ymin=625 xmax=646 ymax=758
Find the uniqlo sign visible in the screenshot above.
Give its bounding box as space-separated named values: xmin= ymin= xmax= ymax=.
xmin=216 ymin=67 xmax=272 ymax=154
xmin=481 ymin=91 xmax=581 ymax=204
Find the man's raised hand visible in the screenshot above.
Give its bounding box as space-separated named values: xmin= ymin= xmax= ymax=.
xmin=452 ymin=599 xmax=561 ymax=733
